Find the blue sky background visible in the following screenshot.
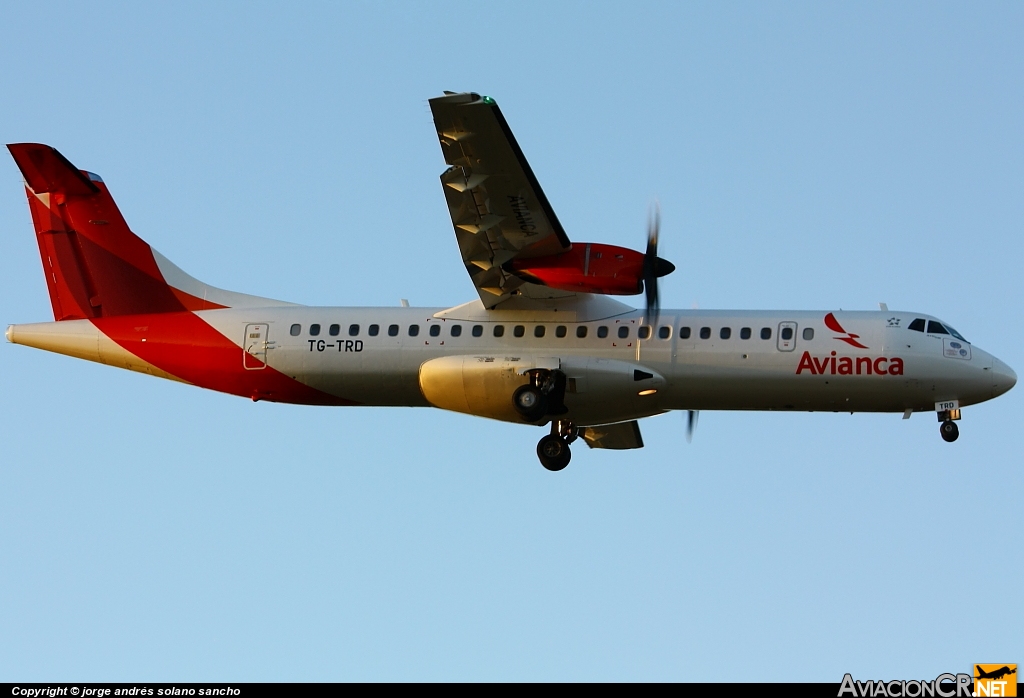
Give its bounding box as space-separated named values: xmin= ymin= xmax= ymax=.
xmin=1 ymin=1 xmax=1021 ymax=681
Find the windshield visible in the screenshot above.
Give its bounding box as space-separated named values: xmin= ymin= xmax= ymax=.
xmin=941 ymin=322 xmax=969 ymax=343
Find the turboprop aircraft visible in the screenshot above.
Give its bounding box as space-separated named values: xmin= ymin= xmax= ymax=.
xmin=5 ymin=92 xmax=1017 ymax=470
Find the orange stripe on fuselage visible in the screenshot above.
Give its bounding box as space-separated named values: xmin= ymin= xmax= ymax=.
xmin=92 ymin=312 xmax=356 ymax=406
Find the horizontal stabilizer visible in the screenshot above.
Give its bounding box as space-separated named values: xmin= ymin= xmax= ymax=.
xmin=8 ymin=143 xmax=99 ymax=197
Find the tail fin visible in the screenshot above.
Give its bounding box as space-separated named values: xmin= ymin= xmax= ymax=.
xmin=7 ymin=143 xmax=291 ymax=320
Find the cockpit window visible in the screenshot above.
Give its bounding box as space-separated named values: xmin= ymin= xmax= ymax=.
xmin=908 ymin=318 xmax=925 ymax=332
xmin=927 ymin=321 xmax=949 ymax=335
xmin=945 ymin=324 xmax=968 ymax=343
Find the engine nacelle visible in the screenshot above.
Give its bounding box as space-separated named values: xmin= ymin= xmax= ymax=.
xmin=418 ymin=354 xmax=667 ymax=425
xmin=508 ymin=243 xmax=674 ymax=296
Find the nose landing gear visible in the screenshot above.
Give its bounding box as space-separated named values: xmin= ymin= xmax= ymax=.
xmin=537 ymin=419 xmax=579 ymax=471
xmin=937 ymin=408 xmax=961 ymax=443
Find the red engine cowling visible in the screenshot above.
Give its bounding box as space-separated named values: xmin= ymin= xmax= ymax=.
xmin=509 ymin=243 xmax=673 ymax=295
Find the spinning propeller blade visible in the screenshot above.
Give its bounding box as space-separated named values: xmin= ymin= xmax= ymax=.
xmin=642 ymin=202 xmax=675 ymax=325
xmin=686 ymin=409 xmax=699 ymax=443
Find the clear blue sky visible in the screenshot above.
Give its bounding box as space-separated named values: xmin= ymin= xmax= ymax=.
xmin=1 ymin=1 xmax=1021 ymax=681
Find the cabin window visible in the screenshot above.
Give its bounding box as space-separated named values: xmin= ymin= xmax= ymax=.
xmin=699 ymin=327 xmax=711 ymax=340
xmin=513 ymin=325 xmax=525 ymax=337
xmin=388 ymin=324 xmax=399 ymax=337
xmin=576 ymin=326 xmax=588 ymax=338
xmin=617 ymin=326 xmax=629 ymax=339
xmin=290 ymin=324 xmax=301 ymax=336
xmin=368 ymin=324 xmax=379 ymax=337
xmin=781 ymin=327 xmax=794 ymax=341
xmin=534 ymin=325 xmax=545 ymax=338
xmin=597 ymin=326 xmax=609 ymax=338
xmin=494 ymin=325 xmax=505 ymax=337
xmin=760 ymin=327 xmax=771 ymax=340
xmin=429 ymin=324 xmax=441 ymax=337
xmin=309 ymin=324 xmax=321 ymax=337
xmin=638 ymin=326 xmax=651 ymax=339
xmin=740 ymin=327 xmax=751 ymax=340
xmin=472 ymin=325 xmax=483 ymax=337
xmin=409 ymin=325 xmax=420 ymax=337
xmin=720 ymin=327 xmax=731 ymax=340
xmin=659 ymin=326 xmax=671 ymax=339
xmin=329 ymin=324 xmax=340 ymax=337
xmin=451 ymin=325 xmax=462 ymax=337
xmin=679 ymin=327 xmax=691 ymax=339
xmin=908 ymin=318 xmax=926 ymax=332
xmin=349 ymin=324 xmax=360 ymax=336
xmin=802 ymin=327 xmax=814 ymax=340
xmin=556 ymin=325 xmax=567 ymax=338
xmin=927 ymin=321 xmax=949 ymax=335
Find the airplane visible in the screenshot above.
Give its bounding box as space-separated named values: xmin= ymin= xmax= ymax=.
xmin=975 ymin=666 xmax=1016 ymax=681
xmin=4 ymin=91 xmax=1017 ymax=471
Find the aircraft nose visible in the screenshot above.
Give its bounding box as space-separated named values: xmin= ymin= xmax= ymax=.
xmin=990 ymin=357 xmax=1017 ymax=398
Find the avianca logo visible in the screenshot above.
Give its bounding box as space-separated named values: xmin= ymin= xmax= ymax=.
xmin=825 ymin=312 xmax=869 ymax=349
xmin=797 ymin=351 xmax=904 ymax=376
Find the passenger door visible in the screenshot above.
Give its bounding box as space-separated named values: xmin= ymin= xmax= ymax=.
xmin=777 ymin=321 xmax=798 ymax=352
xmin=243 ymin=323 xmax=270 ymax=370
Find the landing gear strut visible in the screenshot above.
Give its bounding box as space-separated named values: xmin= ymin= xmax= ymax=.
xmin=937 ymin=409 xmax=961 ymax=443
xmin=512 ymin=369 xmax=575 ymax=470
xmin=537 ymin=419 xmax=578 ymax=471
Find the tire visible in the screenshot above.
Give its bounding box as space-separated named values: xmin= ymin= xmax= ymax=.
xmin=940 ymin=420 xmax=959 ymax=443
xmin=537 ymin=434 xmax=571 ymax=471
xmin=513 ymin=384 xmax=547 ymax=422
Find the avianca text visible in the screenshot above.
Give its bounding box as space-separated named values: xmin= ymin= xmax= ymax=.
xmin=796 ymin=351 xmax=904 ymax=376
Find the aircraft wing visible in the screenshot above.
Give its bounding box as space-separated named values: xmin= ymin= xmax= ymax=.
xmin=429 ymin=92 xmax=573 ymax=307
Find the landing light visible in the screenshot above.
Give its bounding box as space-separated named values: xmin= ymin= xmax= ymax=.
xmin=638 ymin=389 xmax=657 ymax=396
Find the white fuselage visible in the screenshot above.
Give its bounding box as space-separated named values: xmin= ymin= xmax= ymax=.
xmin=12 ymin=302 xmax=1012 ymax=427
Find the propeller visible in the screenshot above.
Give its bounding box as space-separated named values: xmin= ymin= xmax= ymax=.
xmin=686 ymin=409 xmax=699 ymax=443
xmin=642 ymin=202 xmax=675 ymax=324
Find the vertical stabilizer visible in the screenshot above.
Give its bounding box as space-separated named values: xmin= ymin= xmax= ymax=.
xmin=7 ymin=143 xmax=293 ymax=320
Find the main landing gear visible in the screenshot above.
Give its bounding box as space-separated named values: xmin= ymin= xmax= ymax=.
xmin=537 ymin=420 xmax=579 ymax=472
xmin=512 ymin=370 xmax=575 ymax=471
xmin=512 ymin=369 xmax=567 ymax=423
xmin=938 ymin=408 xmax=961 ymax=443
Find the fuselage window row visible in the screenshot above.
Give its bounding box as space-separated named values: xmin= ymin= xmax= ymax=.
xmin=676 ymin=326 xmax=774 ymax=340
xmin=291 ymin=322 xmax=782 ymax=343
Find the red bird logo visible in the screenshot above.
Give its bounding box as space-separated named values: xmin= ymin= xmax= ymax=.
xmin=825 ymin=312 xmax=869 ymax=349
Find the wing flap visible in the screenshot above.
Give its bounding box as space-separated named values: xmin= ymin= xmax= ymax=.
xmin=581 ymin=421 xmax=645 ymax=450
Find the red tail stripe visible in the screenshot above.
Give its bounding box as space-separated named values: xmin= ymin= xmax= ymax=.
xmin=93 ymin=312 xmax=355 ymax=406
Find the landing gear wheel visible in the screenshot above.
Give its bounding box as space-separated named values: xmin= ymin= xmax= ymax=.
xmin=513 ymin=384 xmax=547 ymax=422
xmin=940 ymin=420 xmax=959 ymax=443
xmin=537 ymin=434 xmax=571 ymax=471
